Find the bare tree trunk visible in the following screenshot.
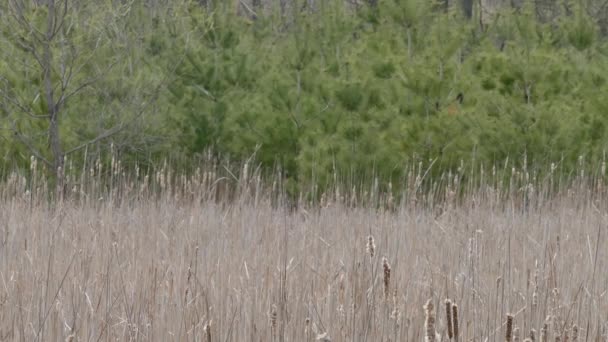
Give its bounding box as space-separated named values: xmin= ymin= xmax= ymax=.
xmin=462 ymin=0 xmax=473 ymax=18
xmin=43 ymin=0 xmax=65 ymax=189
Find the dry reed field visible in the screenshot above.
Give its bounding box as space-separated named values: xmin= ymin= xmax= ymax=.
xmin=0 ymin=159 xmax=607 ymax=342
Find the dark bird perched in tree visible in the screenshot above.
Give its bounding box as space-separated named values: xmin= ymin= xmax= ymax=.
xmin=448 ymin=93 xmax=464 ymax=115
xmin=456 ymin=93 xmax=464 ymax=104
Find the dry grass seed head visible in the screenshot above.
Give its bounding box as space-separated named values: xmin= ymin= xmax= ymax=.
xmin=382 ymin=257 xmax=391 ymax=300
xmin=367 ymin=235 xmax=375 ymax=258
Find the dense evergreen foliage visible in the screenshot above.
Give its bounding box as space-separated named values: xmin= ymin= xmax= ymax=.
xmin=1 ymin=0 xmax=608 ymax=190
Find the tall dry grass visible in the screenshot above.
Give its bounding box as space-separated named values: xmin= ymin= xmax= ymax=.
xmin=0 ymin=156 xmax=607 ymax=341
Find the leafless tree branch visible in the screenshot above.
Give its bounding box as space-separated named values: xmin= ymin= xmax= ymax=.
xmin=7 ymin=122 xmax=51 ymax=166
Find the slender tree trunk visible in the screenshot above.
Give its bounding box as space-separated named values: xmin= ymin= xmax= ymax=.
xmin=462 ymin=0 xmax=473 ymax=18
xmin=43 ymin=0 xmax=65 ymax=188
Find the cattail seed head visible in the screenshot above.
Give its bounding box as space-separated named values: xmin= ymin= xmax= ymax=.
xmin=506 ymin=314 xmax=514 ymax=342
xmin=530 ymin=329 xmax=537 ymax=342
xmin=366 ymin=235 xmax=375 ymax=258
xmin=382 ymin=257 xmax=391 ymax=300
xmin=445 ymin=300 xmax=454 ymax=340
xmin=452 ymin=304 xmax=459 ymax=342
xmin=424 ymin=299 xmax=436 ymax=342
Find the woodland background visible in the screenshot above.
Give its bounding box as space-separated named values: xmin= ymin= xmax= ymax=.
xmin=1 ymin=0 xmax=608 ymax=193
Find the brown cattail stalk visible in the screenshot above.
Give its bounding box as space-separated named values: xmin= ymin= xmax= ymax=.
xmin=506 ymin=314 xmax=514 ymax=342
xmin=424 ymin=299 xmax=436 ymax=342
xmin=382 ymin=257 xmax=391 ymax=300
xmin=446 ymin=300 xmax=454 ymax=340
xmin=452 ymin=304 xmax=460 ymax=342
